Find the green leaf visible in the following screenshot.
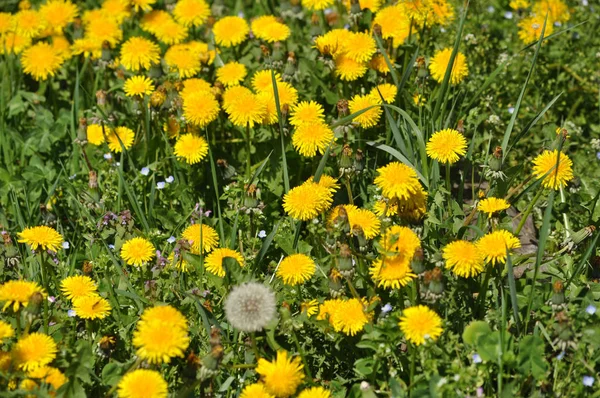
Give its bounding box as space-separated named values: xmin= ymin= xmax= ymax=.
xmin=517 ymin=335 xmax=549 ymax=380
xmin=462 ymin=320 xmax=492 ymax=346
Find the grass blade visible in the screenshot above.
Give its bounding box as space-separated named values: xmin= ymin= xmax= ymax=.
xmin=366 ymin=141 xmax=427 ymax=187
xmin=505 ymin=250 xmax=521 ymax=334
xmin=271 ymin=70 xmax=290 ymax=194
xmin=207 ymin=138 xmax=225 ymax=242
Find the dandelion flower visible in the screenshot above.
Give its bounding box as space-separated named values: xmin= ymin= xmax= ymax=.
xmin=369 ymin=83 xmax=397 ymax=103
xmin=344 ymin=32 xmax=376 ymax=63
xmin=533 ymin=0 xmax=569 ymax=24
xmin=373 ymin=5 xmax=411 ymax=42
xmin=289 ymin=101 xmax=325 ymax=127
xmin=133 ymin=312 xmax=189 ymax=364
xmin=224 ymin=89 xmax=266 ymax=127
xmin=181 ymin=224 xmax=219 ymax=253
xmin=107 ymin=126 xmax=135 ymax=153
xmin=13 ymin=10 xmax=46 ymax=38
xmin=532 ymin=150 xmax=573 ymax=190
xmin=12 ymin=333 xmax=57 ymax=371
xmin=277 ymin=254 xmax=316 ymax=285
xmin=370 ymin=255 xmax=416 ymax=289
xmin=225 ymin=282 xmax=277 ymax=332
xmin=21 ymin=42 xmax=64 ymax=81
xmin=241 ymin=383 xmax=274 ymax=398
xmin=173 ymin=0 xmax=210 ymax=27
xmin=174 ymin=134 xmax=209 ymax=165
xmin=120 ymin=237 xmax=155 ymax=266
xmin=298 ymin=387 xmax=332 ymax=398
xmin=348 ymin=94 xmax=382 ymax=128
xmin=314 ymin=29 xmax=350 ymax=57
xmin=252 ymin=69 xmax=282 ymax=92
xmin=300 ymin=299 xmax=319 ymax=317
xmin=0 ymin=320 xmax=14 ymax=341
xmin=27 ymin=366 xmax=67 ymax=392
xmin=442 ymin=240 xmax=484 ymax=278
xmin=131 ymin=0 xmax=157 ymax=12
xmin=426 ymin=128 xmax=467 ymax=164
xmin=71 ymin=37 xmax=103 ymax=59
xmin=164 ymin=44 xmax=201 ymax=78
xmin=154 ymin=20 xmax=188 ymax=45
xmin=301 ymin=0 xmax=335 ymax=11
xmin=509 ymin=0 xmax=530 ymax=9
xmin=182 ymin=90 xmax=220 ymax=128
xmin=399 ymin=305 xmax=443 ymax=346
xmin=86 ymin=16 xmax=122 ymax=47
xmin=292 ymin=122 xmax=334 ymax=157
xmin=478 ymin=197 xmax=510 ymax=217
xmin=334 ymin=54 xmax=368 ymax=81
xmin=252 ymin=15 xmax=291 ymax=43
xmin=60 ymin=275 xmax=97 ymax=301
xmin=428 ymin=48 xmax=468 ymax=85
xmin=312 ymin=174 xmax=340 ymax=193
xmin=124 ymin=76 xmax=153 ymax=97
xmin=72 ymin=294 xmax=111 ymax=320
xmin=283 ymin=181 xmax=333 ymax=220
xmin=17 ymin=226 xmax=63 ymax=252
xmin=430 ymin=0 xmax=455 ymax=25
xmin=331 ymin=298 xmax=371 ymax=336
xmin=120 ymin=37 xmax=161 ymax=72
xmin=0 ymin=280 xmax=44 ymax=312
xmin=381 ymin=225 xmax=421 ymax=257
xmin=213 ymin=16 xmax=249 ymax=47
xmin=117 ymin=369 xmax=168 ymax=398
xmin=1 ymin=32 xmax=32 ymax=55
xmin=217 ymin=61 xmax=247 ymax=87
xmin=518 ymin=15 xmax=554 ymax=44
xmin=369 ymin=53 xmax=392 ymax=74
xmin=0 ymin=12 xmax=13 ymax=35
xmin=374 ymin=162 xmax=422 ymax=201
xmin=101 ymin=0 xmax=130 ymax=23
xmin=477 ymin=230 xmax=521 ymax=265
xmin=256 ymin=350 xmax=304 ymax=397
xmin=347 ymin=207 xmax=381 ymax=239
xmin=39 ymin=0 xmax=78 ymax=34
xmin=205 ymin=248 xmax=245 ymax=277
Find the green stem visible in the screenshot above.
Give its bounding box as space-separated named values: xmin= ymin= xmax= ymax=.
xmin=15 ymin=310 xmax=21 ymax=338
xmin=559 ymin=186 xmax=571 ymax=239
xmin=245 ymin=123 xmax=252 ymax=177
xmin=476 ymin=263 xmax=493 ymax=318
xmin=291 ymin=329 xmax=313 ymax=380
xmin=515 ymin=189 xmax=544 ymax=235
xmin=445 ymin=163 xmax=452 ymax=216
xmin=344 ymin=178 xmax=354 ymax=205
xmin=250 ymin=332 xmax=261 ymax=361
xmin=38 ymin=253 xmax=49 ymax=333
xmin=409 ymin=344 xmax=417 ymax=393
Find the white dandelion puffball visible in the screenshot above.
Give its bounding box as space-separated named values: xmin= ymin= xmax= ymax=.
xmin=224 ymin=282 xmax=277 ymax=332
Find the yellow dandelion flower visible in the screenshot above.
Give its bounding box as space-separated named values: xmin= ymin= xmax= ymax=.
xmin=532 ymin=150 xmax=573 ymax=190
xmin=154 ymin=20 xmax=188 ymax=45
xmin=174 ymin=134 xmax=209 ymax=165
xmin=217 ymin=61 xmax=247 ymax=87
xmin=181 ymin=77 xmax=212 ymax=97
xmin=131 ymin=0 xmax=156 ymax=12
xmin=87 ymin=124 xmax=106 ymax=145
xmin=241 ymin=383 xmax=275 ymax=398
xmin=12 ymin=333 xmax=57 ymax=371
xmin=133 ymin=314 xmax=189 ymax=364
xmin=72 ymin=294 xmax=111 ymax=320
xmin=252 ymin=15 xmax=291 ymax=43
xmin=298 ymin=387 xmax=332 ymax=398
xmin=374 ymin=162 xmax=422 ymax=200
xmin=120 ymin=37 xmax=161 ymax=72
xmin=138 ymin=305 xmax=188 ymax=330
xmin=399 ymin=305 xmax=443 ymax=346
xmin=182 ymin=90 xmax=220 ymax=128
xmin=252 ymin=69 xmax=282 ymax=92
xmin=21 ymin=42 xmax=64 ymax=81
xmin=344 ymin=32 xmax=376 ymax=63
xmin=101 ymin=0 xmax=131 ymax=24
xmin=27 ymin=366 xmax=67 ymax=392
xmin=300 ymin=299 xmax=319 ymax=317
xmin=533 ymin=0 xmax=569 ymax=24
xmin=17 ymin=226 xmax=63 ymax=252
xmin=258 ymin=82 xmax=299 ymax=124
xmin=430 ymin=0 xmax=455 ymax=25
xmin=429 ymin=48 xmax=468 ymax=85
xmin=256 ymin=350 xmax=305 ymax=397
xmin=510 ymin=0 xmax=530 ymax=9
xmin=292 ymin=122 xmax=334 ymax=157
xmin=311 ymin=174 xmax=340 ymax=193
xmin=370 ymin=255 xmax=416 ymax=289
xmin=518 ymin=15 xmax=554 ymax=44
xmin=370 ymin=83 xmax=397 ymax=103
xmin=187 ymin=40 xmax=216 ymax=64
xmin=181 ymin=224 xmax=219 ymax=253
xmin=0 ymin=320 xmax=14 ymax=341
xmin=85 ymin=16 xmax=122 ymax=47
xmin=317 ymin=298 xmax=343 ymax=321
xmin=0 ymin=280 xmax=44 ymax=312
xmin=348 ymin=93 xmax=382 ymax=128
xmin=204 ymin=248 xmax=245 ymax=277
xmin=117 ymin=369 xmax=168 ymax=398
xmin=373 ymin=5 xmax=411 ymax=43
xmin=342 ymin=0 xmax=382 ymax=12
xmin=124 ymin=76 xmax=154 ymax=97
xmin=1 ymin=32 xmax=32 ymax=55
xmin=277 ymin=254 xmax=316 ymax=286
xmin=213 ymin=16 xmax=249 ymax=47
xmin=289 ymin=101 xmax=325 ymax=127
xmin=373 ymin=200 xmax=398 ymax=217
xmin=301 ymin=0 xmax=334 ymax=11
xmin=60 ymin=275 xmax=97 ymax=301
xmin=173 ymin=0 xmax=210 ymax=27
xmin=107 ymin=126 xmax=135 ymax=153
xmin=314 ymin=29 xmax=350 ymax=57
xmin=120 ymin=237 xmax=155 ymax=266
xmin=442 ymin=240 xmax=484 ymax=278
xmin=165 ymin=44 xmax=201 ymax=78
xmin=477 ymin=230 xmax=521 ymax=265
xmin=331 ymin=298 xmax=371 ymax=336
xmin=13 ymin=10 xmax=46 ymax=38
xmin=51 ymin=35 xmax=71 ymax=60
xmin=71 ymin=37 xmax=103 ymax=59
xmin=478 ymin=197 xmax=510 ymax=217
xmin=380 ymin=225 xmax=421 ymax=258
xmin=140 ymin=10 xmax=171 ymax=35
xmin=283 ymin=181 xmax=333 ymax=221
xmin=413 ymin=93 xmax=426 ymax=106
xmin=370 ymin=53 xmax=392 ymax=74
xmin=334 ymin=54 xmax=368 ymax=81
xmin=39 ymin=0 xmax=78 ymax=34
xmin=224 ymin=89 xmax=266 ymax=127
xmin=0 ymin=12 xmax=12 ymax=35
xmin=347 ymin=207 xmax=381 ymax=239
xmin=426 ymin=128 xmax=467 ymax=164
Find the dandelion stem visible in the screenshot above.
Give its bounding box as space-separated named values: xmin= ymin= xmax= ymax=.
xmin=345 ymin=178 xmax=354 ymax=205
xmin=445 ymin=163 xmax=452 ymax=216
xmin=476 ymin=263 xmax=493 ymax=318
xmin=409 ymin=343 xmax=417 ymax=391
xmin=291 ymin=329 xmax=313 ymax=380
xmin=15 ymin=310 xmax=21 ymax=338
xmin=515 ymin=188 xmax=544 ymax=236
xmin=250 ymin=332 xmax=261 ymax=361
xmin=245 ymin=123 xmax=252 ymax=177
xmin=38 ymin=252 xmax=49 ymax=334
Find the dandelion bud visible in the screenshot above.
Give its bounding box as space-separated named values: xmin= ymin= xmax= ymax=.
xmin=489 ymin=146 xmax=503 ymax=171
xmin=150 ymin=90 xmax=166 ymax=107
xmin=427 ymin=268 xmax=444 ymax=295
xmin=280 ymin=302 xmax=292 ymax=322
xmin=372 ymin=24 xmax=382 ymax=38
xmin=88 ymin=171 xmax=98 ymax=189
xmin=352 ymin=226 xmax=367 ymax=253
xmin=416 ymin=56 xmax=428 ymax=78
xmin=339 ymin=144 xmax=353 ymax=175
xmin=82 ymin=261 xmax=93 ymax=275
xmin=95 ymin=90 xmax=107 ymax=106
xmin=27 ymin=292 xmax=44 ymax=315
xmin=328 ymin=268 xmax=344 ymax=296
xmin=353 ymin=149 xmax=364 ymax=173
xmin=337 ymin=99 xmax=349 ymax=117
xmin=350 ymin=0 xmax=362 ymax=15
xmin=411 ymin=247 xmax=426 ymax=274
xmin=260 ymin=44 xmax=270 ymax=57
xmin=99 ymin=335 xmax=116 ymax=352
xmin=336 ymin=244 xmax=354 ymax=273
xmin=456 ymin=119 xmax=465 ymax=133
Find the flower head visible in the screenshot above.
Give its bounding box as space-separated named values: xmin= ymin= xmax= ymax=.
xmin=0 ymin=280 xmax=45 ymax=312
xmin=21 ymin=42 xmax=64 ymax=81
xmin=107 ymin=126 xmax=135 ymax=152
xmin=399 ymin=305 xmax=443 ymax=346
xmin=346 ymin=207 xmax=381 ymax=239
xmin=478 ymin=197 xmax=510 ymax=217
xmin=373 ymin=5 xmax=411 ymax=42
xmin=223 ymin=88 xmax=266 ymax=127
xmin=290 ymin=101 xmax=325 ymax=127
xmin=344 ymin=32 xmax=376 ymax=63
xmin=256 ymin=350 xmax=304 ymax=397
xmin=251 ymin=16 xmax=290 ymax=42
xmin=181 ymin=224 xmax=219 ymax=253
xmin=532 ymin=150 xmax=574 ymax=190
xmin=27 ymin=366 xmax=67 ymax=392
xmin=124 ymin=76 xmax=154 ymax=97
xmin=277 ymin=254 xmax=316 ymax=285
xmin=370 ymin=255 xmax=416 ymax=289
xmin=217 ymin=61 xmax=247 ymax=87
xmin=139 ymin=305 xmax=188 ymax=330
xmin=374 ymin=162 xmax=422 ymax=201
xmin=213 ymin=16 xmax=249 ymax=47
xmin=13 ymin=10 xmax=46 ymax=38
xmin=241 ymin=383 xmax=274 ymax=398
xmin=533 ymin=0 xmax=570 ymax=24
xmin=120 ymin=237 xmax=156 ymax=266
xmin=301 ymin=0 xmax=334 ymax=10
xmin=443 ymin=240 xmax=484 ymax=278
xmin=292 ymin=122 xmax=334 ymax=157
xmin=518 ymin=15 xmax=554 ymax=44
xmin=426 ymin=128 xmax=467 ymax=164
xmin=225 ymin=282 xmax=277 ymax=332
xmin=120 ymin=37 xmax=161 ymax=71
xmin=164 ymin=43 xmax=201 ymax=78
xmin=205 ymin=248 xmax=245 ymax=277
xmin=298 ymin=387 xmax=332 ymax=398
xmin=39 ymin=0 xmax=78 ymax=34
xmin=283 ymin=180 xmax=334 ymax=221
xmin=429 ymin=48 xmax=468 ymax=85
xmin=17 ymin=226 xmax=63 ymax=252
xmin=117 ymin=369 xmax=168 ymax=398
xmin=60 ymin=275 xmax=97 ymax=301
xmin=133 ymin=306 xmax=189 ymax=364
xmin=174 ymin=134 xmax=209 ymax=164
xmin=12 ymin=333 xmax=57 ymax=371
xmin=182 ymin=90 xmax=220 ymax=128
xmin=349 ymin=94 xmax=382 ymax=128
xmin=72 ymin=294 xmax=111 ymax=320
xmin=0 ymin=320 xmax=14 ymax=341
xmin=173 ymin=0 xmax=210 ymax=27
xmin=331 ymin=298 xmax=371 ymax=336
xmin=477 ymin=230 xmax=521 ymax=265
xmin=334 ymin=54 xmax=368 ymax=81
xmin=370 ymin=83 xmax=397 ymax=103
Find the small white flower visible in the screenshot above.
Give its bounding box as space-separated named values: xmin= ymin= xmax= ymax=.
xmin=68 ymin=309 xmax=77 ymax=317
xmin=47 ymin=296 xmax=56 ymax=303
xmin=157 ymin=182 xmax=166 ymax=189
xmin=586 ymin=304 xmax=596 ymax=315
xmin=166 ymin=175 xmax=174 ymax=183
xmin=381 ymin=303 xmax=393 ymax=314
xmin=504 ymin=11 xmax=513 ymax=19
xmin=141 ymin=167 xmax=150 ymax=176
xmin=103 ymin=153 xmax=112 ymax=160
xmin=508 ymin=107 xmax=515 ymax=114
xmin=167 ymin=236 xmax=176 ymax=244
xmin=360 ymin=381 xmax=370 ymax=391
xmin=62 ymin=241 xmax=70 ymax=249
xmin=258 ymin=230 xmax=267 ymax=238
xmin=108 ymin=244 xmax=115 ymax=250
xmin=583 ymin=376 xmax=594 ymax=387
xmin=472 ymin=353 xmax=482 ymax=364
xmin=487 ymin=6 xmax=495 ymax=13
